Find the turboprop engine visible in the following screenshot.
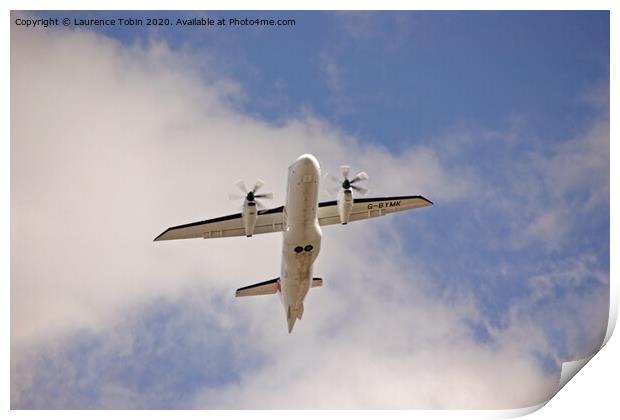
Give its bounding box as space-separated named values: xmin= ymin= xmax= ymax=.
xmin=229 ymin=179 xmax=273 ymax=237
xmin=325 ymin=165 xmax=369 ymax=225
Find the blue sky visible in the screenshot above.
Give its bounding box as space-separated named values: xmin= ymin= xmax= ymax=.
xmin=11 ymin=10 xmax=609 ymax=409
xmin=37 ymin=11 xmax=609 ymax=145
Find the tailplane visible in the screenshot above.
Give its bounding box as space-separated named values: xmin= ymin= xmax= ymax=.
xmin=235 ymin=277 xmax=279 ymax=297
xmin=236 ymin=277 xmax=324 ymax=333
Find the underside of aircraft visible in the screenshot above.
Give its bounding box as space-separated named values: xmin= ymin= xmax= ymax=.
xmin=155 ymin=154 xmax=432 ymax=332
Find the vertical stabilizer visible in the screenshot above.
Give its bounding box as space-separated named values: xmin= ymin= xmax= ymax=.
xmin=287 ymin=305 xmax=297 ymax=333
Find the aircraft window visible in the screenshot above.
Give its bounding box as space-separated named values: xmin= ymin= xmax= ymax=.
xmin=304 ymin=245 xmax=313 ymax=252
xmin=294 ymin=246 xmax=303 ymax=253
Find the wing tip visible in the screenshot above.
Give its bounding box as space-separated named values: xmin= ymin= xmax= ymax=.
xmin=153 ymin=229 xmax=171 ymax=241
xmin=420 ymin=196 xmax=434 ymax=206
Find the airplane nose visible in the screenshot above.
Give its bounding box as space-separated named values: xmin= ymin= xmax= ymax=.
xmin=296 ymin=154 xmax=320 ymax=170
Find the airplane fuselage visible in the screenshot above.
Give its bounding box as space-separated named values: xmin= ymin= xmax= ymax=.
xmin=280 ymin=154 xmax=322 ymax=332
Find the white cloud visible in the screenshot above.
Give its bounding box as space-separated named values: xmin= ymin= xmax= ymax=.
xmin=10 ymin=25 xmax=476 ymax=348
xmin=10 ymin=22 xmax=608 ymax=410
xmin=421 ymin=104 xmax=609 ymax=251
xmin=510 ymin=116 xmax=609 ymax=249
xmin=319 ymin=53 xmax=343 ymax=94
xmin=192 ymin=242 xmax=560 ymax=409
xmin=334 ymin=11 xmax=415 ymax=46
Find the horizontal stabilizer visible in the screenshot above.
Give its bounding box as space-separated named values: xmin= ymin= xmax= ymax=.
xmin=235 ymin=277 xmax=279 ymax=297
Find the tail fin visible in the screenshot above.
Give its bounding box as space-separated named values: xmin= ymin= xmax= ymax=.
xmin=287 ymin=305 xmax=297 ymax=333
xmin=238 ymin=277 xmax=323 ymax=333
xmin=235 ymin=277 xmax=279 ymax=297
xmin=287 ymin=279 xmax=323 ymax=333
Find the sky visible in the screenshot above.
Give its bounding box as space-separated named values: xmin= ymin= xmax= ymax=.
xmin=10 ymin=10 xmax=610 ymax=409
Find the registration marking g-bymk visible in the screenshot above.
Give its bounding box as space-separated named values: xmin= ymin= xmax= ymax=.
xmin=367 ymin=200 xmax=401 ymax=210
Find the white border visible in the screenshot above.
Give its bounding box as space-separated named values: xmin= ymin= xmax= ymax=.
xmin=4 ymin=1 xmax=617 ymax=419
xmin=3 ymin=0 xmax=620 ymax=10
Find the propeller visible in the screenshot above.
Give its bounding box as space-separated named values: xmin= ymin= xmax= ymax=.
xmin=229 ymin=179 xmax=273 ymax=209
xmin=325 ymin=165 xmax=369 ymax=196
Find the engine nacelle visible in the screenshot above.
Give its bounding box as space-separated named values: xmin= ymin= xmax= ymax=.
xmin=337 ymin=189 xmax=353 ymax=224
xmin=243 ymin=200 xmax=258 ymax=236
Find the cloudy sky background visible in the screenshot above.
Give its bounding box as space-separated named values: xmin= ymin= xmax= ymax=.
xmin=10 ymin=11 xmax=609 ymax=409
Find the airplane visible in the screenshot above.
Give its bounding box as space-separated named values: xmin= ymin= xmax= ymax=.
xmin=154 ymin=154 xmax=432 ymax=333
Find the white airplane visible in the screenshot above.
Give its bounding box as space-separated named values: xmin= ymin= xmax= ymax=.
xmin=154 ymin=154 xmax=432 ymax=333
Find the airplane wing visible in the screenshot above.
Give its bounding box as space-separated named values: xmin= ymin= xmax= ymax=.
xmin=317 ymin=195 xmax=433 ymax=226
xmin=154 ymin=206 xmax=285 ymax=241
